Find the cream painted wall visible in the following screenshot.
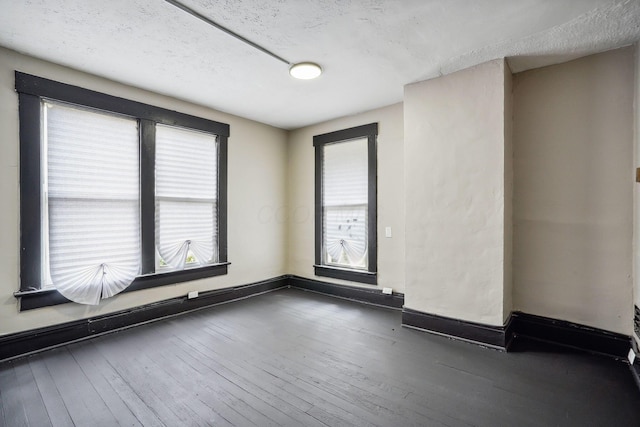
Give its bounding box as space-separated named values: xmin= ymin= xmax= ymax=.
xmin=0 ymin=47 xmax=288 ymax=335
xmin=286 ymin=103 xmax=405 ymax=293
xmin=504 ymin=63 xmax=514 ymax=321
xmin=513 ymin=47 xmax=634 ymax=335
xmin=403 ymin=59 xmax=511 ymax=326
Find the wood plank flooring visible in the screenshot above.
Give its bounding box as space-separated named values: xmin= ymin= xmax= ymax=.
xmin=1 ymin=288 xmax=639 ymax=426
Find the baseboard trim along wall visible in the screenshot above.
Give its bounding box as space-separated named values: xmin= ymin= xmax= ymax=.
xmin=3 ymin=274 xmax=636 ymax=372
xmin=400 ymin=308 xmax=632 ymax=357
xmin=0 ymin=276 xmax=288 ymax=362
xmin=511 ymin=311 xmax=631 ymax=359
xmin=631 ymin=358 xmax=640 ymax=391
xmin=401 ymin=308 xmax=515 ymax=350
xmin=288 ymin=275 xmax=404 ymax=309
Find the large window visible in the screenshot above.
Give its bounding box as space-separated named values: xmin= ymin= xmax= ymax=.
xmin=314 ymin=123 xmax=377 ymax=284
xmin=16 ymin=72 xmax=228 ymax=309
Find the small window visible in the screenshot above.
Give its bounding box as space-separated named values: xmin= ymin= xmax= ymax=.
xmin=314 ymin=123 xmax=377 ymax=284
xmin=17 ymin=72 xmax=229 ymax=309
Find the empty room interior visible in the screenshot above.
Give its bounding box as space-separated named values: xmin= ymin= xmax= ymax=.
xmin=2 ymin=0 xmax=640 ymax=425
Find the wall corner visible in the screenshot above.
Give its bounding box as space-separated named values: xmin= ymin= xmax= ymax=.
xmin=503 ymin=59 xmax=514 ymax=323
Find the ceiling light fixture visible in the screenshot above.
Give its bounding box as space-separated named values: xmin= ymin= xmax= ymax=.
xmin=289 ymin=62 xmax=323 ymax=80
xmin=164 ymin=0 xmax=322 ymax=80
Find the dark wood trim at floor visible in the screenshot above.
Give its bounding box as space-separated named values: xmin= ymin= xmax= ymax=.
xmin=510 ymin=311 xmax=632 ymax=359
xmin=401 ymin=308 xmax=514 ymax=350
xmin=289 ymin=275 xmax=404 ymax=309
xmin=0 ymin=276 xmax=288 ymax=362
xmin=4 ymin=272 xmax=638 ymax=392
xmin=631 ymin=358 xmax=640 ymax=391
xmin=4 ymin=275 xmax=402 ymax=362
xmin=400 ymin=307 xmax=633 ymax=359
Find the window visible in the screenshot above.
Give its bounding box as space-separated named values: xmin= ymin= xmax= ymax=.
xmin=155 ymin=125 xmax=219 ymax=271
xmin=17 ymin=72 xmax=228 ymax=309
xmin=314 ymin=123 xmax=377 ymax=284
xmin=43 ymin=101 xmax=141 ymax=304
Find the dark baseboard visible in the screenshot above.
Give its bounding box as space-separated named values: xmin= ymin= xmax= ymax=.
xmin=288 ymin=275 xmax=404 ymax=309
xmin=510 ymin=312 xmax=631 ymax=359
xmin=631 ymin=357 xmax=640 ymax=392
xmin=5 ymin=271 xmax=637 ymax=386
xmin=401 ymin=308 xmax=514 ymax=350
xmin=400 ymin=308 xmax=634 ymax=358
xmin=0 ymin=276 xmax=288 ymax=362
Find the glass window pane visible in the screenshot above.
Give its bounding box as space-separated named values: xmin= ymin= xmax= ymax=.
xmin=45 ymin=102 xmax=140 ymax=305
xmin=155 ymin=125 xmax=218 ymax=271
xmin=323 ymin=206 xmax=368 ymax=269
xmin=322 ymin=138 xmax=368 ymax=269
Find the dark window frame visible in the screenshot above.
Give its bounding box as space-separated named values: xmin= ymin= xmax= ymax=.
xmin=313 ymin=123 xmax=378 ymax=285
xmin=15 ymin=72 xmax=229 ymax=310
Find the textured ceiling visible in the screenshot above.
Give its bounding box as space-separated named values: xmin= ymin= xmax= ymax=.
xmin=1 ymin=0 xmax=639 ymax=129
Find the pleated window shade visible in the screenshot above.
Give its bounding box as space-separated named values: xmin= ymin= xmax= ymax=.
xmin=155 ymin=125 xmax=218 ymax=271
xmin=322 ymin=138 xmax=368 ymax=269
xmin=44 ymin=101 xmax=140 ymax=305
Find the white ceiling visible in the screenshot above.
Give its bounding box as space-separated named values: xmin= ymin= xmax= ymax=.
xmin=1 ymin=0 xmax=639 ymax=129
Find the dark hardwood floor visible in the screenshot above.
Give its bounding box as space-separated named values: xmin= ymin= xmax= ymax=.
xmin=1 ymin=287 xmax=639 ymax=426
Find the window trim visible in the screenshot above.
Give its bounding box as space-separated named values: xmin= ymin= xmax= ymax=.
xmin=16 ymin=72 xmax=229 ymax=310
xmin=313 ymin=123 xmax=378 ymax=285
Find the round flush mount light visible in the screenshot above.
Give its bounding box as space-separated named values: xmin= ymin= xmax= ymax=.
xmin=289 ymin=62 xmax=322 ymax=80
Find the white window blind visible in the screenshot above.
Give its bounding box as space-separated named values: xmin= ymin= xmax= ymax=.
xmin=322 ymin=138 xmax=368 ymax=269
xmin=155 ymin=125 xmax=218 ymax=271
xmin=45 ymin=102 xmax=140 ymax=305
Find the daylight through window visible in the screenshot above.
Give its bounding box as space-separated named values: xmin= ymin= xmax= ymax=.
xmin=314 ymin=123 xmax=378 ymax=285
xmin=17 ymin=72 xmax=229 ymax=309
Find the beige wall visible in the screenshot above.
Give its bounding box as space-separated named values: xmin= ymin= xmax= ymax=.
xmin=513 ymin=47 xmax=634 ymax=335
xmin=0 ymin=47 xmax=288 ymax=335
xmin=286 ymin=103 xmax=406 ymax=293
xmin=403 ymin=59 xmax=512 ymax=326
xmin=504 ymin=63 xmax=514 ymax=321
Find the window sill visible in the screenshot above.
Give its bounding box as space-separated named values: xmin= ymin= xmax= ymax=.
xmin=15 ymin=262 xmax=230 ymax=311
xmin=313 ymin=264 xmax=377 ymax=285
